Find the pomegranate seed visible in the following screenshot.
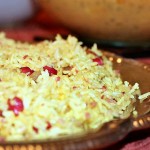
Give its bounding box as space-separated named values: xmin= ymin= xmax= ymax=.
xmin=101 ymin=95 xmax=105 ymax=99
xmin=85 ymin=112 xmax=91 ymax=119
xmin=46 ymin=122 xmax=52 ymax=130
xmin=43 ymin=66 xmax=57 ymax=76
xmin=93 ymin=57 xmax=103 ymax=66
xmin=73 ymin=86 xmax=77 ymax=89
xmin=0 ymin=110 xmax=3 ymax=117
xmin=122 ymin=92 xmax=125 ymax=95
xmin=0 ymin=137 xmax=5 ymax=142
xmin=20 ymin=67 xmax=34 ymax=76
xmin=86 ymin=49 xmax=98 ymax=56
xmin=75 ymin=69 xmax=79 ymax=74
xmin=63 ymin=66 xmax=73 ymax=71
xmin=56 ymin=77 xmax=60 ymax=82
xmin=89 ymin=101 xmax=97 ymax=108
xmin=33 ymin=126 xmax=39 ymax=133
xmin=106 ymin=99 xmax=117 ymax=103
xmin=7 ymin=97 xmax=24 ymax=116
xmin=23 ymin=55 xmax=28 ymax=59
xmin=102 ymin=86 xmax=107 ymax=91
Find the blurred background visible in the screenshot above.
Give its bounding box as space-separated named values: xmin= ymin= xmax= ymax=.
xmin=0 ymin=0 xmax=69 ymax=42
xmin=0 ymin=0 xmax=36 ymax=26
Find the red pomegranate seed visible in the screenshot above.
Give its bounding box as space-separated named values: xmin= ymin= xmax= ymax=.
xmin=86 ymin=49 xmax=98 ymax=56
xmin=7 ymin=97 xmax=24 ymax=116
xmin=0 ymin=137 xmax=5 ymax=142
xmin=106 ymin=99 xmax=117 ymax=103
xmin=101 ymin=95 xmax=105 ymax=99
xmin=75 ymin=69 xmax=79 ymax=74
xmin=43 ymin=66 xmax=57 ymax=76
xmin=56 ymin=77 xmax=60 ymax=82
xmin=73 ymin=86 xmax=77 ymax=89
xmin=89 ymin=101 xmax=97 ymax=108
xmin=46 ymin=122 xmax=52 ymax=130
xmin=23 ymin=55 xmax=28 ymax=59
xmin=63 ymin=66 xmax=73 ymax=71
xmin=93 ymin=57 xmax=103 ymax=66
xmin=0 ymin=110 xmax=3 ymax=117
xmin=85 ymin=112 xmax=91 ymax=119
xmin=122 ymin=92 xmax=125 ymax=95
xmin=102 ymin=86 xmax=107 ymax=91
xmin=33 ymin=126 xmax=39 ymax=133
xmin=20 ymin=67 xmax=34 ymax=76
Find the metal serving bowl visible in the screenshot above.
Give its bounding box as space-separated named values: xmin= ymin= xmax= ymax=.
xmin=38 ymin=0 xmax=150 ymax=42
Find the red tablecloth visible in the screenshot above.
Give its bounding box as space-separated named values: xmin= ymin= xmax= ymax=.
xmin=0 ymin=10 xmax=150 ymax=150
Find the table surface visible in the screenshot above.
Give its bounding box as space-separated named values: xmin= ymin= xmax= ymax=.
xmin=0 ymin=9 xmax=150 ymax=150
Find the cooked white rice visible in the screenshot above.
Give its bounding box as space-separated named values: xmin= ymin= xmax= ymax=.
xmin=0 ymin=33 xmax=149 ymax=141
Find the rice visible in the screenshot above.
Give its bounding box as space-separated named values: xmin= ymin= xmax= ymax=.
xmin=0 ymin=33 xmax=149 ymax=141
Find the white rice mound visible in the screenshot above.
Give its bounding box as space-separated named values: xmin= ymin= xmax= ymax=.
xmin=0 ymin=33 xmax=149 ymax=141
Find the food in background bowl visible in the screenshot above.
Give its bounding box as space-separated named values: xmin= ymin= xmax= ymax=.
xmin=38 ymin=0 xmax=150 ymax=42
xmin=0 ymin=33 xmax=149 ymax=141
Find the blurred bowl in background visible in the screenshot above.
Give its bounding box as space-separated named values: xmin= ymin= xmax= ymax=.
xmin=38 ymin=0 xmax=150 ymax=42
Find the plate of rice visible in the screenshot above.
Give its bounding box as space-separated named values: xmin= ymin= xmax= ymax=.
xmin=0 ymin=33 xmax=149 ymax=150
